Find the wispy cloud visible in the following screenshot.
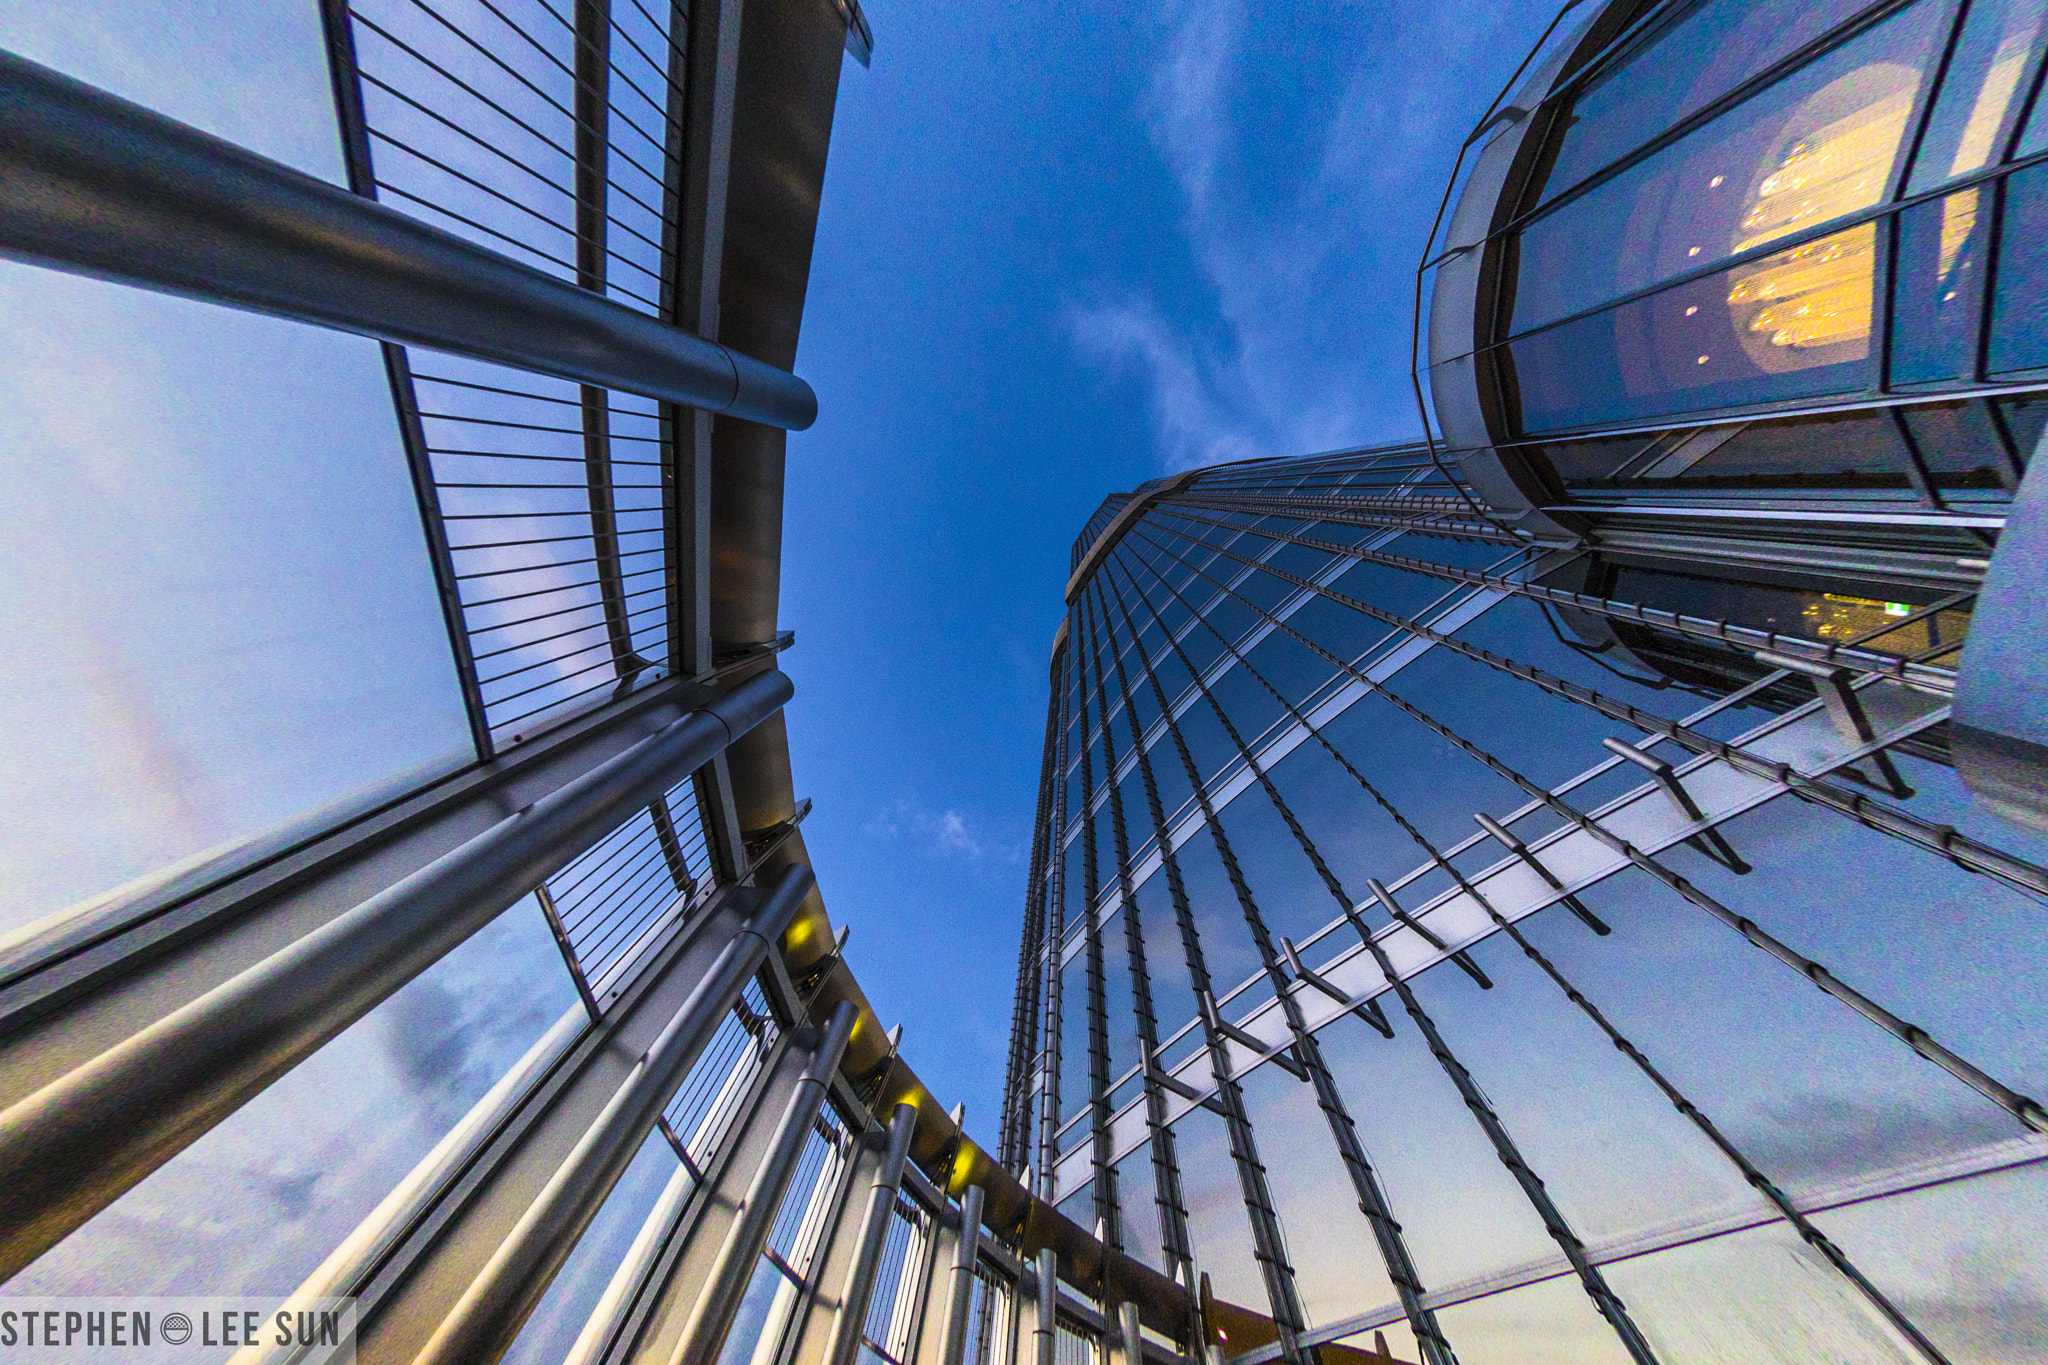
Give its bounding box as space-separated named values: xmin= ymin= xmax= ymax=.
xmin=866 ymin=796 xmax=1021 ymax=873
xmin=1069 ymin=0 xmax=1551 ymax=471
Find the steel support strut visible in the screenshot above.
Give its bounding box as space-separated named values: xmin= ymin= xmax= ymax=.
xmin=0 ymin=671 xmax=795 ymax=1285
xmin=411 ymin=862 xmax=820 ymax=1365
xmin=0 ymin=51 xmax=817 ymax=429
xmin=671 ymin=1000 xmax=862 ymax=1365
xmin=827 ymin=1102 xmax=921 ymax=1365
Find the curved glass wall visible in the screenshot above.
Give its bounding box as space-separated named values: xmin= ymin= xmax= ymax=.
xmin=1489 ymin=0 xmax=2048 ymax=437
xmin=1010 ymin=443 xmax=2048 ymax=1362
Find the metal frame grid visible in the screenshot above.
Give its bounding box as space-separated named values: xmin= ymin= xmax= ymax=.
xmin=323 ymin=0 xmax=689 ymax=756
xmin=1011 ymin=428 xmax=2048 ymax=1364
xmin=859 ymin=1193 xmax=938 ymax=1365
xmin=538 ymin=766 xmax=716 ymax=1013
xmin=1415 ymin=0 xmax=2048 ymax=519
xmin=657 ymin=977 xmax=782 ymax=1174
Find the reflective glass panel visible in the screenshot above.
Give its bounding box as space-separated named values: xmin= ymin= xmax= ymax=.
xmin=1891 ymin=190 xmax=1990 ymax=385
xmin=1428 ymin=1268 xmax=1634 ymax=1365
xmin=1907 ymin=0 xmax=2047 ymax=189
xmin=0 ymin=271 xmax=470 ymax=938
xmin=1987 ymin=162 xmax=2048 ymax=374
xmin=1538 ymin=0 xmax=1877 ymax=206
xmin=1509 ymin=223 xmax=1878 ymax=432
xmin=1237 ymin=1062 xmax=1400 ymax=1329
xmin=1811 ymin=1162 xmax=2048 ymax=1362
xmin=12 ymin=899 xmax=580 ymax=1295
xmin=1514 ymin=1 xmax=1943 ymax=334
xmin=1602 ymin=1221 xmax=1920 ymax=1362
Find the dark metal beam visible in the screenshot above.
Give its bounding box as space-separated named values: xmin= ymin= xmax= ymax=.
xmin=0 ymin=49 xmax=817 ymax=430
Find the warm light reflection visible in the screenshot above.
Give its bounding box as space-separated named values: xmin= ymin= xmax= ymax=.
xmin=1948 ymin=13 xmax=2040 ymax=178
xmin=1724 ymin=65 xmax=1918 ymax=366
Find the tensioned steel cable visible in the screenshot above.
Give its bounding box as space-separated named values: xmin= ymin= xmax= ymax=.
xmin=1106 ymin=553 xmax=1660 ymax=1365
xmin=1092 ymin=582 xmax=1312 ymax=1359
xmin=1130 ymin=521 xmax=2048 ymax=1138
xmin=1080 ymin=592 xmax=1199 ymax=1288
xmin=1123 ymin=532 xmax=1954 ymax=1365
xmin=1133 ymin=509 xmax=2048 ymax=903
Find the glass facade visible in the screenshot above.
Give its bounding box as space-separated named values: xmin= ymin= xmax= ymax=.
xmin=1474 ymin=0 xmax=2048 ymax=442
xmin=1006 ymin=435 xmax=2048 ymax=1362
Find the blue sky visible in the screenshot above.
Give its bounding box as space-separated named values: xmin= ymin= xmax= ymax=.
xmin=782 ymin=0 xmax=1567 ymax=1137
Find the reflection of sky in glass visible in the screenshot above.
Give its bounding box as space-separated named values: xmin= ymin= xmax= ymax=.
xmin=502 ymin=1129 xmax=680 ymax=1365
xmin=9 ymin=899 xmax=579 ymax=1297
xmin=0 ymin=0 xmax=472 ymax=933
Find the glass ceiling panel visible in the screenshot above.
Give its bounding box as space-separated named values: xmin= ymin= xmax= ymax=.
xmin=0 ymin=0 xmax=351 ymax=183
xmin=0 ymin=269 xmax=472 ymax=938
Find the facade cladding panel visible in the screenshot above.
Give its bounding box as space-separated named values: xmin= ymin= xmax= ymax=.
xmin=1004 ymin=1 xmax=2048 ymax=1362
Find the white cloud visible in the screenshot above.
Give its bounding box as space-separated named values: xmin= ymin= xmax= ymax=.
xmin=866 ymin=796 xmax=1021 ymax=872
xmin=1070 ymin=0 xmax=1556 ymax=472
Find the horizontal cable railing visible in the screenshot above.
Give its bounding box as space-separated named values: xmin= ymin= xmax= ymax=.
xmin=656 ymin=976 xmax=780 ymax=1172
xmin=412 ymin=355 xmax=671 ymax=747
xmin=538 ymin=765 xmax=709 ymax=1010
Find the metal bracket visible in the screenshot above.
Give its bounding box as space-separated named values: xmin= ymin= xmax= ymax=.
xmin=1755 ymin=650 xmax=1914 ymax=797
xmin=1473 ymin=813 xmax=1610 ymax=934
xmin=1279 ymin=937 xmax=1393 ymax=1038
xmin=1365 ymin=879 xmax=1493 ymax=988
xmin=1197 ymin=992 xmax=1307 ymax=1081
xmin=1602 ymin=738 xmax=1752 ymax=873
xmin=1143 ymin=1055 xmax=1228 ymax=1118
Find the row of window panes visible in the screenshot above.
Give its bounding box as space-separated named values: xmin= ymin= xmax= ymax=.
xmin=1500 ymin=161 xmax=2048 ymax=433
xmin=1530 ymin=389 xmax=2044 ymax=494
xmin=1518 ymin=0 xmax=2048 ymax=332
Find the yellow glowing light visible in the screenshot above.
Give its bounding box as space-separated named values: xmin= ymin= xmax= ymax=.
xmin=1948 ymin=21 xmax=2039 ymax=180
xmin=1726 ymin=65 xmax=1916 ymax=365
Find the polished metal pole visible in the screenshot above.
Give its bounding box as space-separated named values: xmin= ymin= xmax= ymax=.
xmin=938 ymin=1183 xmax=987 ymax=1365
xmin=0 ymin=679 xmax=790 ymax=1285
xmin=0 ymin=51 xmax=817 ymax=430
xmin=413 ymin=862 xmax=819 ymax=1365
xmin=1119 ymin=1300 xmax=1144 ymax=1365
xmin=0 ymin=671 xmax=793 ymax=1284
xmin=825 ymin=1102 xmax=920 ymax=1365
xmin=669 ymin=999 xmax=861 ymax=1365
xmin=1034 ymin=1248 xmax=1058 ymax=1365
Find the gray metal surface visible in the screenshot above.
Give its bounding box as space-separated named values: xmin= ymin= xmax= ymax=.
xmin=409 ymin=864 xmax=818 ymax=1365
xmin=670 ymin=1000 xmax=860 ymax=1365
xmin=1955 ymin=431 xmax=2048 ymax=829
xmin=826 ymin=1102 xmax=921 ymax=1365
xmin=0 ymin=671 xmax=793 ymax=1282
xmin=0 ymin=50 xmax=816 ymax=429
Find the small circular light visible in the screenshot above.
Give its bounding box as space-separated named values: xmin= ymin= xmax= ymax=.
xmin=1688 ymin=246 xmax=1701 ymax=257
xmin=1710 ymin=175 xmax=1725 ymax=188
xmin=1685 ymin=305 xmax=1698 ymax=316
xmin=1697 ymin=355 xmax=1710 ymax=365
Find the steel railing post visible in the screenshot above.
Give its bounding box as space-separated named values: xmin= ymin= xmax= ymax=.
xmin=825 ymin=1102 xmax=920 ymax=1365
xmin=669 ymin=999 xmax=861 ymax=1365
xmin=938 ymin=1183 xmax=987 ymax=1365
xmin=0 ymin=672 xmax=795 ymax=1286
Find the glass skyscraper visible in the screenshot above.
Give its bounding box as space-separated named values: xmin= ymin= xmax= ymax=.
xmin=2 ymin=0 xmax=2047 ymax=1364
xmin=1003 ymin=0 xmax=2048 ymax=1360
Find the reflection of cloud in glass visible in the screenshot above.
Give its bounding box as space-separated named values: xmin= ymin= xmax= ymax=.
xmin=6 ymin=899 xmax=579 ymax=1298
